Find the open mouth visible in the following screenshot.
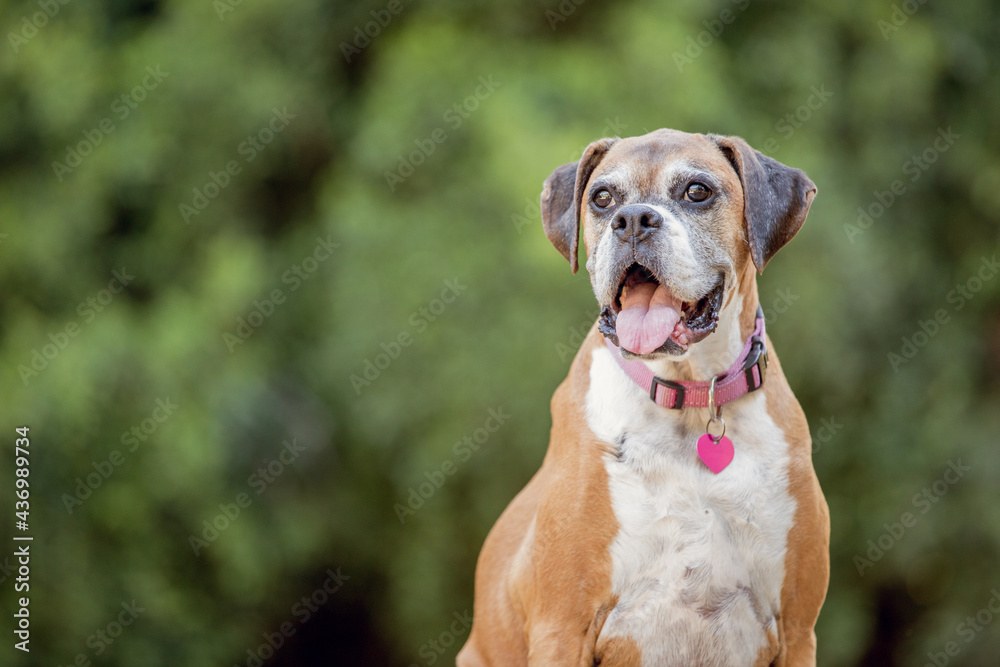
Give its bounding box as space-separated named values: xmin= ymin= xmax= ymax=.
xmin=598 ymin=263 xmax=724 ymax=356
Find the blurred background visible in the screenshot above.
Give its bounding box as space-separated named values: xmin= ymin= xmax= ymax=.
xmin=1 ymin=0 xmax=999 ymax=665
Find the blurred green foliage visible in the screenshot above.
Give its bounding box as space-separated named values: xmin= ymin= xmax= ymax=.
xmin=0 ymin=0 xmax=999 ymax=665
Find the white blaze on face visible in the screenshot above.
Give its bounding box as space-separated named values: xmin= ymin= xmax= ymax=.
xmin=587 ymin=159 xmax=722 ymax=310
xmin=590 ymin=203 xmax=704 ymax=295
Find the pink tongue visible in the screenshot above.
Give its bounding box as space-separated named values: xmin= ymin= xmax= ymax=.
xmin=616 ymin=282 xmax=683 ymax=355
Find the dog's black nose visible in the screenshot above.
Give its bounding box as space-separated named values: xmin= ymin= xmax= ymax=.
xmin=612 ymin=204 xmax=662 ymax=243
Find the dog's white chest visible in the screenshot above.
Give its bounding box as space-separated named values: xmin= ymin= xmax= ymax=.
xmin=586 ymin=347 xmax=796 ymax=667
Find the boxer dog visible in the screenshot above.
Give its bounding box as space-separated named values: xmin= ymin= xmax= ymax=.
xmin=458 ymin=129 xmax=829 ymax=666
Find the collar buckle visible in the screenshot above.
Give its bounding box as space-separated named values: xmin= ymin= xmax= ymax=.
xmin=650 ymin=376 xmax=686 ymax=409
xmin=743 ymin=335 xmax=768 ymax=392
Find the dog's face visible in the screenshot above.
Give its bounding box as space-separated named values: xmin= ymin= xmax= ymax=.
xmin=541 ymin=129 xmax=816 ymax=359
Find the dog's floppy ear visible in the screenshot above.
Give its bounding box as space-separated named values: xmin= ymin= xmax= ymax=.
xmin=710 ymin=134 xmax=817 ymax=273
xmin=540 ymin=138 xmax=616 ymax=273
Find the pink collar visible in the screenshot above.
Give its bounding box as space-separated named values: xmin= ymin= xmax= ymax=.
xmin=604 ymin=307 xmax=768 ymax=410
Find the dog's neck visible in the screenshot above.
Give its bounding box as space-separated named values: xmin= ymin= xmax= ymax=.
xmin=639 ymin=263 xmax=760 ymax=384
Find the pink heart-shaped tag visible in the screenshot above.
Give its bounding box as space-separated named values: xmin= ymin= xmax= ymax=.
xmin=697 ymin=433 xmax=734 ymax=474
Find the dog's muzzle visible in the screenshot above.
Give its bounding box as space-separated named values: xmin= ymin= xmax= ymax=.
xmin=598 ymin=262 xmax=724 ymax=357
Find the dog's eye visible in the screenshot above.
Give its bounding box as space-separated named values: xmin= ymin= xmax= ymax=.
xmin=593 ymin=189 xmax=615 ymax=209
xmin=684 ymin=183 xmax=712 ymax=202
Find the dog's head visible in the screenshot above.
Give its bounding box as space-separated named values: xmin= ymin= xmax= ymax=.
xmin=541 ymin=128 xmax=816 ymax=359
